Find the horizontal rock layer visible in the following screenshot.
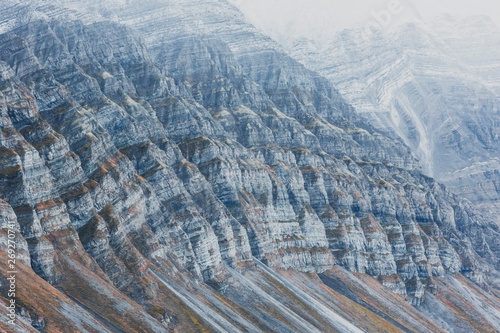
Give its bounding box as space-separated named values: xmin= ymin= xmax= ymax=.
xmin=275 ymin=15 xmax=500 ymax=228
xmin=0 ymin=1 xmax=499 ymax=332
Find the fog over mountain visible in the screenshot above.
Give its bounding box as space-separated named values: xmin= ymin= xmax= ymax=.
xmin=232 ymin=0 xmax=500 ymax=226
xmin=232 ymin=0 xmax=500 ymax=41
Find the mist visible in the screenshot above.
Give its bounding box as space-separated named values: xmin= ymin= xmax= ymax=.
xmin=230 ymin=0 xmax=500 ymax=45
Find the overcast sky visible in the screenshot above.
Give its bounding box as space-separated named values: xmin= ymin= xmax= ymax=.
xmin=231 ymin=0 xmax=500 ymax=44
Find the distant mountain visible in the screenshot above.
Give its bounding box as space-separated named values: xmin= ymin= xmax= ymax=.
xmin=278 ymin=15 xmax=500 ymax=226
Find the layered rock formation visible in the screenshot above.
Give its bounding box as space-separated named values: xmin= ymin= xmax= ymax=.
xmin=264 ymin=14 xmax=500 ymax=227
xmin=0 ymin=1 xmax=499 ymax=332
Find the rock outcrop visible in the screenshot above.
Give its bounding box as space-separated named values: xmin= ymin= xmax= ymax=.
xmin=0 ymin=1 xmax=499 ymax=332
xmin=270 ymin=14 xmax=500 ymax=229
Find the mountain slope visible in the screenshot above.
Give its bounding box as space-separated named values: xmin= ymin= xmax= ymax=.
xmin=277 ymin=15 xmax=500 ymax=226
xmin=0 ymin=1 xmax=499 ymax=332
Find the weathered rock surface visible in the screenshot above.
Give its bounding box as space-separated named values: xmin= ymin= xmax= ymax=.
xmin=269 ymin=15 xmax=500 ymax=229
xmin=0 ymin=1 xmax=499 ymax=332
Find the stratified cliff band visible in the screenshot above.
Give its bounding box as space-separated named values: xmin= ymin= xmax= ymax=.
xmin=0 ymin=1 xmax=499 ymax=332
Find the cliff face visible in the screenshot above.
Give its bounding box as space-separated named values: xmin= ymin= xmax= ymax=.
xmin=275 ymin=15 xmax=500 ymax=228
xmin=0 ymin=1 xmax=499 ymax=332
